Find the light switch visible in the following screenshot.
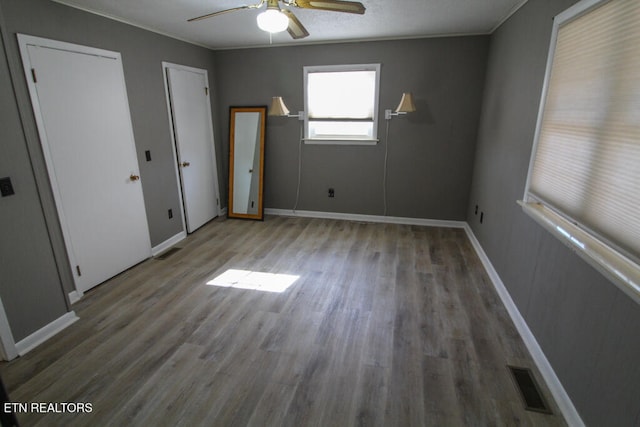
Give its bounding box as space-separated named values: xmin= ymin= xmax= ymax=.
xmin=0 ymin=177 xmax=15 ymax=197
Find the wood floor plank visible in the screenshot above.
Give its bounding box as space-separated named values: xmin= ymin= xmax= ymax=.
xmin=246 ymin=381 xmax=297 ymax=427
xmin=109 ymin=342 xmax=205 ymax=424
xmin=0 ymin=216 xmax=566 ymax=426
xmin=422 ymin=354 xmax=465 ymax=426
xmin=385 ymin=246 xmax=427 ymax=425
xmin=350 ymin=364 xmax=389 ymax=427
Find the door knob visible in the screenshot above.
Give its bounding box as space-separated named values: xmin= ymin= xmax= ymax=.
xmin=129 ymin=174 xmax=140 ymax=181
xmin=181 ymin=161 xmax=191 ymax=167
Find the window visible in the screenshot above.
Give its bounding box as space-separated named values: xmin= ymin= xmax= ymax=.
xmin=303 ymin=64 xmax=380 ymax=144
xmin=522 ymin=0 xmax=640 ymax=302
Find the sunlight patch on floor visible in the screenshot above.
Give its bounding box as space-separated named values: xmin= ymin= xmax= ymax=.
xmin=206 ymin=269 xmax=299 ymax=293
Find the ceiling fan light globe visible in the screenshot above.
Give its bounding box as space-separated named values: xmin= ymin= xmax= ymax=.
xmin=257 ymin=9 xmax=289 ymax=33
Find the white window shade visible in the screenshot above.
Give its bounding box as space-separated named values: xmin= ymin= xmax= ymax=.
xmin=528 ymin=0 xmax=640 ymax=263
xmin=307 ymin=71 xmax=376 ymax=119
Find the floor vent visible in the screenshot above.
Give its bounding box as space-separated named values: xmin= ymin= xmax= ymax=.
xmin=508 ymin=366 xmax=552 ymax=414
xmin=155 ymin=247 xmax=182 ymax=260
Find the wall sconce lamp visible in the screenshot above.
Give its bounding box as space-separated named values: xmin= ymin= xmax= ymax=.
xmin=385 ymin=92 xmax=417 ymax=120
xmin=269 ymin=96 xmax=305 ymax=120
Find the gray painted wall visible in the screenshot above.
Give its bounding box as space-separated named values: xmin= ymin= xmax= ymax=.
xmin=215 ymin=37 xmax=489 ymax=219
xmin=0 ymin=0 xmax=222 ymax=340
xmin=467 ymin=0 xmax=640 ymax=425
xmin=0 ymin=7 xmax=68 ymax=342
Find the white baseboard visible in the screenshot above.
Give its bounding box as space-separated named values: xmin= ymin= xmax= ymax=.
xmin=265 ymin=208 xmax=466 ymax=229
xmin=15 ymin=311 xmax=79 ymax=357
xmin=68 ymin=290 xmax=82 ymax=305
xmin=463 ymin=224 xmax=584 ymax=427
xmin=152 ymin=231 xmax=187 ymax=256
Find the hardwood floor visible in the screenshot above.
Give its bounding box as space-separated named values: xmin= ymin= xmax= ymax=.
xmin=1 ymin=215 xmax=566 ymax=426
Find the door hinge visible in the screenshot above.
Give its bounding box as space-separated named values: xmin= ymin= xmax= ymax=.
xmin=76 ymin=265 xmax=82 ymax=277
xmin=205 ymin=87 xmax=208 ymax=96
xmin=31 ymin=68 xmax=37 ymax=83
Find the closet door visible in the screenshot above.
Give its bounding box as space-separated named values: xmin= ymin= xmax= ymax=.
xmin=19 ymin=35 xmax=151 ymax=294
xmin=164 ymin=64 xmax=220 ymax=232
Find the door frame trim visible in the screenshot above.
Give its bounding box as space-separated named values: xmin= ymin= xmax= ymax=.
xmin=0 ymin=296 xmax=17 ymax=361
xmin=162 ymin=62 xmax=221 ymax=233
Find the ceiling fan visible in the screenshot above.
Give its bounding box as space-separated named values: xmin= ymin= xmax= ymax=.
xmin=188 ymin=0 xmax=366 ymax=40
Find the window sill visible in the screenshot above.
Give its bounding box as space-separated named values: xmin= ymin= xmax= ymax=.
xmin=518 ymin=201 xmax=640 ymax=305
xmin=303 ymin=138 xmax=379 ymax=146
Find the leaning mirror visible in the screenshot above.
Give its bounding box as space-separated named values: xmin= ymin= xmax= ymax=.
xmin=228 ymin=106 xmax=266 ymax=220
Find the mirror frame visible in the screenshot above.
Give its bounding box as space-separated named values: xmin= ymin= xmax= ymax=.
xmin=228 ymin=106 xmax=266 ymax=220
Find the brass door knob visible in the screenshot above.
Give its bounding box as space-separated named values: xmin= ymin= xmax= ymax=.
xmin=130 ymin=174 xmax=140 ymax=181
xmin=181 ymin=161 xmax=191 ymax=167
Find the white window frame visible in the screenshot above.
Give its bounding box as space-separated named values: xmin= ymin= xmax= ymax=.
xmin=520 ymin=0 xmax=640 ymax=305
xmin=303 ymin=64 xmax=380 ymax=145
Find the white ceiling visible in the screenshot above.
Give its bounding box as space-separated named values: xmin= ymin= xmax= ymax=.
xmin=53 ymin=0 xmax=528 ymax=50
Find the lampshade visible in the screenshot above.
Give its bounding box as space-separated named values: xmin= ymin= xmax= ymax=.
xmin=257 ymin=9 xmax=289 ymax=33
xmin=269 ymin=96 xmax=290 ymax=116
xmin=395 ymin=92 xmax=417 ymax=113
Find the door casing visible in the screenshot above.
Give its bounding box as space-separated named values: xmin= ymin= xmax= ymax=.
xmin=162 ymin=62 xmax=221 ymax=233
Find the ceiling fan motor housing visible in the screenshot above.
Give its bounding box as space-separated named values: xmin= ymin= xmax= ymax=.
xmin=189 ymin=0 xmax=366 ymax=39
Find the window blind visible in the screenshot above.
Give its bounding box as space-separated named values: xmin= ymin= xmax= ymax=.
xmin=529 ymin=0 xmax=640 ymax=263
xmin=307 ymin=70 xmax=376 ymax=119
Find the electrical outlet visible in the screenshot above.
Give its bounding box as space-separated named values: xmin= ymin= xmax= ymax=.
xmin=168 ymin=209 xmax=173 ymax=219
xmin=328 ymin=188 xmax=335 ymax=198
xmin=475 ymin=205 xmax=478 ymax=215
xmin=145 ymin=150 xmax=152 ymax=161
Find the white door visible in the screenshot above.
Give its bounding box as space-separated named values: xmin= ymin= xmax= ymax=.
xmin=19 ymin=35 xmax=151 ymax=294
xmin=164 ymin=64 xmax=220 ymax=233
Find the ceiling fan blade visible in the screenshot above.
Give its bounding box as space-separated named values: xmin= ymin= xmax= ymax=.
xmin=282 ymin=9 xmax=310 ymax=39
xmin=188 ymin=6 xmax=250 ymax=22
xmin=293 ymin=0 xmax=365 ymax=14
xmin=188 ymin=1 xmax=265 ymax=22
